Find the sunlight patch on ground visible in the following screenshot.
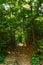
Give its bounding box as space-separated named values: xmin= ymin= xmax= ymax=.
xmin=17 ymin=43 xmax=27 ymax=47
xmin=17 ymin=43 xmax=24 ymax=46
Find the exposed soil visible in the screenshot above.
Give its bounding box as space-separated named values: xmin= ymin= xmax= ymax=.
xmin=5 ymin=43 xmax=34 ymax=65
xmin=0 ymin=43 xmax=43 ymax=65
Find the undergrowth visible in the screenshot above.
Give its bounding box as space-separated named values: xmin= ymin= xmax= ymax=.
xmin=30 ymin=54 xmax=43 ymax=65
xmin=0 ymin=50 xmax=7 ymax=63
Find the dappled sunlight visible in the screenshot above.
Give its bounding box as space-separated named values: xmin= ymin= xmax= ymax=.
xmin=2 ymin=3 xmax=10 ymax=10
xmin=7 ymin=51 xmax=11 ymax=54
xmin=17 ymin=43 xmax=27 ymax=47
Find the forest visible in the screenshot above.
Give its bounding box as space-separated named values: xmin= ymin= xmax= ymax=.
xmin=0 ymin=0 xmax=43 ymax=65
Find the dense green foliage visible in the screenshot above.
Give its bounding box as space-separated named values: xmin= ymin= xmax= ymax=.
xmin=0 ymin=51 xmax=7 ymax=63
xmin=36 ymin=39 xmax=43 ymax=52
xmin=30 ymin=54 xmax=40 ymax=65
xmin=30 ymin=53 xmax=43 ymax=65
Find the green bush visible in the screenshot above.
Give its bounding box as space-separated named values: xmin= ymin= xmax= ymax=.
xmin=0 ymin=56 xmax=5 ymax=63
xmin=30 ymin=54 xmax=40 ymax=65
xmin=0 ymin=51 xmax=6 ymax=63
xmin=0 ymin=54 xmax=6 ymax=63
xmin=0 ymin=45 xmax=7 ymax=63
xmin=0 ymin=50 xmax=4 ymax=62
xmin=39 ymin=54 xmax=43 ymax=60
xmin=36 ymin=39 xmax=43 ymax=52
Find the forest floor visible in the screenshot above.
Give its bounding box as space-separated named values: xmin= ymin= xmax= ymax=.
xmin=5 ymin=43 xmax=33 ymax=65
xmin=0 ymin=43 xmax=43 ymax=65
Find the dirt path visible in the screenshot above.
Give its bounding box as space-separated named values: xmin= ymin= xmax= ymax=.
xmin=0 ymin=43 xmax=43 ymax=65
xmin=5 ymin=53 xmax=31 ymax=65
xmin=0 ymin=43 xmax=35 ymax=65
xmin=4 ymin=44 xmax=34 ymax=65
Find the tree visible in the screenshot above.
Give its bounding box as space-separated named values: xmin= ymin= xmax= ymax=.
xmin=0 ymin=0 xmax=43 ymax=52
